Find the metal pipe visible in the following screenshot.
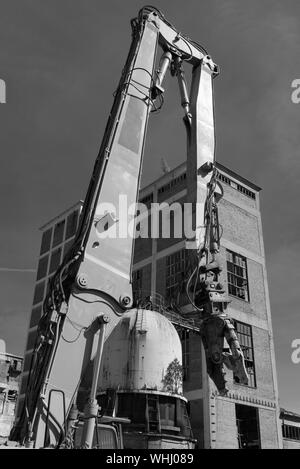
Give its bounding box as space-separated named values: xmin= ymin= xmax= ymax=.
xmin=81 ymin=314 xmax=109 ymax=448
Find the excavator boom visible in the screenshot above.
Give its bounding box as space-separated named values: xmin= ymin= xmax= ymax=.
xmin=14 ymin=6 xmax=247 ymax=448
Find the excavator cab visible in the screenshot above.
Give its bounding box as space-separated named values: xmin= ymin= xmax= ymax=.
xmin=71 ymin=416 xmax=129 ymax=449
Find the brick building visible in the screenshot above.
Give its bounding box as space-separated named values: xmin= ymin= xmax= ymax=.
xmin=14 ymin=202 xmax=82 ymax=428
xmin=132 ymin=161 xmax=282 ymax=449
xmin=280 ymin=408 xmax=300 ymax=449
xmin=14 ymin=161 xmax=283 ymax=448
xmin=0 ymin=341 xmax=23 ymax=442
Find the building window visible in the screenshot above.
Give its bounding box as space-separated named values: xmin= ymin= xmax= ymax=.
xmin=140 ymin=193 xmax=153 ymax=207
xmin=53 ymin=220 xmax=65 ymax=247
xmin=132 ymin=269 xmax=143 ymax=292
xmin=66 ymin=210 xmax=79 ymax=240
xmin=33 ymin=281 xmax=45 ymax=305
xmin=7 ymin=390 xmax=17 ymax=402
xmin=40 ymin=228 xmax=52 ymax=255
xmin=49 ymin=247 xmax=62 ymax=274
xmin=282 ymin=424 xmax=300 ymax=441
xmin=179 ymin=329 xmax=190 ymax=381
xmin=217 ymin=173 xmax=256 ymax=200
xmin=20 ymin=374 xmax=29 ymax=396
xmin=226 ymin=250 xmax=249 ymax=301
xmin=218 ymin=173 xmax=231 ymax=185
xmin=63 ymin=238 xmax=74 ymax=258
xmin=29 ymin=305 xmax=43 ymax=329
xmin=237 ymin=183 xmax=256 ymax=199
xmin=166 ymin=249 xmax=187 ymax=299
xmin=36 ymin=255 xmax=48 ymax=281
xmin=46 ymin=275 xmax=55 ymax=296
xmin=233 ymin=321 xmax=256 ymax=388
xmin=236 ymin=404 xmax=261 ymax=449
xmin=23 ymin=353 xmax=33 ymax=375
xmin=26 ymin=330 xmax=37 ymax=352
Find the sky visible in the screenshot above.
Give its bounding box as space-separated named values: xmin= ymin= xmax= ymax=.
xmin=0 ymin=0 xmax=299 ymax=414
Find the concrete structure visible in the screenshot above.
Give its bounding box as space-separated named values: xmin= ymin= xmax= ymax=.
xmin=96 ymin=309 xmax=195 ymax=449
xmin=0 ymin=341 xmax=23 ymax=443
xmin=132 ymin=161 xmax=283 ymax=449
xmin=15 ymin=202 xmax=82 ymax=428
xmin=280 ymin=408 xmax=300 ymax=449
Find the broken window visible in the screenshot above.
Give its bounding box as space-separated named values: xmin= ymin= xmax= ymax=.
xmin=236 ymin=404 xmax=261 ymax=449
xmin=233 ymin=321 xmax=256 ymax=388
xmin=166 ymin=249 xmax=187 ymax=299
xmin=226 ymin=250 xmax=249 ymax=301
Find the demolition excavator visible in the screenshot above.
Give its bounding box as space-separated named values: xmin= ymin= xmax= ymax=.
xmin=13 ymin=6 xmax=248 ymax=448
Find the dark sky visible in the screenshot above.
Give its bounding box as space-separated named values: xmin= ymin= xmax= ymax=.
xmin=0 ymin=0 xmax=299 ymax=413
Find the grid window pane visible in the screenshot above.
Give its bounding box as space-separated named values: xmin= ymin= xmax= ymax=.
xmin=33 ymin=281 xmax=45 ymax=305
xmin=26 ymin=330 xmax=37 ymax=352
xmin=179 ymin=329 xmax=190 ymax=381
xmin=49 ymin=248 xmax=62 ymax=274
xmin=132 ymin=269 xmax=143 ymax=292
xmin=234 ymin=320 xmax=256 ymax=388
xmin=40 ymin=229 xmax=52 ymax=255
xmin=53 ymin=220 xmax=65 ymax=247
xmin=29 ymin=305 xmax=42 ymax=329
xmin=226 ymin=250 xmax=249 ymax=302
xmin=166 ymin=249 xmax=187 ymax=299
xmin=63 ymin=238 xmax=74 ymax=258
xmin=20 ymin=374 xmax=29 ymax=395
xmin=23 ymin=353 xmax=33 ymax=374
xmin=66 ymin=210 xmax=79 ymax=240
xmin=282 ymin=424 xmax=300 ymax=441
xmin=36 ymin=255 xmax=48 ymax=281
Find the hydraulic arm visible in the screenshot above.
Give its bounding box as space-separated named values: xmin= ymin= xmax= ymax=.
xmin=15 ymin=6 xmax=248 ymax=448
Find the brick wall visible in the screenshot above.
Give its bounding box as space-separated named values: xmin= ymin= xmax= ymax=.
xmin=283 ymin=439 xmax=300 ymax=449
xmin=215 ymin=399 xmax=239 ymax=449
xmin=259 ymin=408 xmax=280 ymax=448
xmin=221 ymin=180 xmax=257 ymax=210
xmin=219 ymin=199 xmax=261 ymax=256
